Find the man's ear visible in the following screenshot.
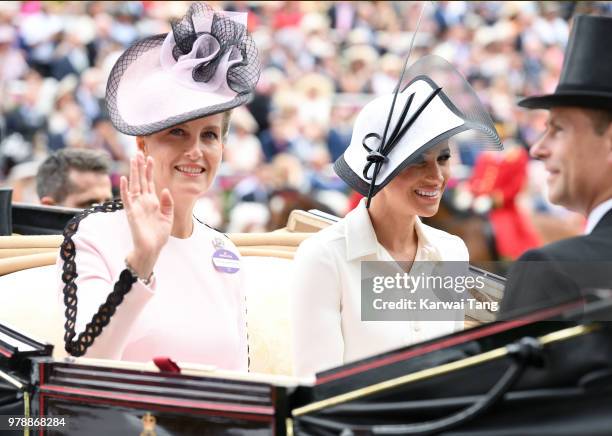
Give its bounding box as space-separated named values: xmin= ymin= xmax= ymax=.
xmin=136 ymin=136 xmax=146 ymax=153
xmin=40 ymin=196 xmax=56 ymax=206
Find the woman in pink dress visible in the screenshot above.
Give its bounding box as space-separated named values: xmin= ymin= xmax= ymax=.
xmin=58 ymin=2 xmax=260 ymax=370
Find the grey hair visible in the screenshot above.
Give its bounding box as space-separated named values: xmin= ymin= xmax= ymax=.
xmin=36 ymin=148 xmax=111 ymax=202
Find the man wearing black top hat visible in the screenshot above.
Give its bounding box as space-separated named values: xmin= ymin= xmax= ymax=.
xmin=500 ymin=15 xmax=612 ymax=317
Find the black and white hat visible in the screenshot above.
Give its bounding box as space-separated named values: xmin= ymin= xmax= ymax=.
xmin=105 ymin=2 xmax=261 ymax=136
xmin=334 ymin=55 xmax=503 ymax=205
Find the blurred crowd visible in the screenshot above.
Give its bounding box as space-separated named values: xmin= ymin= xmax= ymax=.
xmin=1 ymin=1 xmax=611 ymax=253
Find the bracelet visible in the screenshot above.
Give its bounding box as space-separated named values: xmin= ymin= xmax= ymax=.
xmin=124 ymin=258 xmax=154 ymax=286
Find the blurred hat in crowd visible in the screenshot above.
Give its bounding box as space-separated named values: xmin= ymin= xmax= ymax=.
xmin=5 ymin=157 xmax=44 ymax=204
xmin=500 ymin=1 xmax=537 ymax=18
xmin=295 ymin=73 xmax=334 ymax=98
xmin=473 ymin=21 xmax=513 ymax=47
xmin=105 ymin=2 xmax=261 ymax=136
xmin=256 ymin=66 xmax=286 ymax=94
xmin=346 ymin=28 xmax=371 ymax=46
xmin=300 ymin=12 xmax=329 ymax=34
xmin=344 ymin=45 xmax=378 ymax=67
xmin=519 ymin=15 xmax=612 ymax=110
xmin=379 ymin=53 xmax=403 ymax=76
xmin=227 ymin=202 xmax=270 ymax=233
xmin=231 ymin=106 xmax=258 ymax=133
xmin=307 ymin=38 xmax=336 ymax=59
xmin=55 ymin=75 xmax=79 ymax=101
xmin=334 ymin=55 xmax=502 ymax=204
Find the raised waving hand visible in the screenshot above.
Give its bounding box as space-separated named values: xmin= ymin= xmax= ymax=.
xmin=120 ymin=152 xmax=174 ymax=280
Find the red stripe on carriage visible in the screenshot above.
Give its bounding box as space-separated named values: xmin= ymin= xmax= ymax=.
xmin=38 ymin=384 xmax=275 ymax=418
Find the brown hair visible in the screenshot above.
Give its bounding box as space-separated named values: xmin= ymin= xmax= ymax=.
xmin=585 ymin=108 xmax=612 ymax=135
xmin=36 ymin=149 xmax=111 ymax=202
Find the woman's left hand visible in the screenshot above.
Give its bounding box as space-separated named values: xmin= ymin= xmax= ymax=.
xmin=120 ymin=152 xmax=174 ymax=279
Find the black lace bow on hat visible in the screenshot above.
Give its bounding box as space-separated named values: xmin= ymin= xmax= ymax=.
xmin=170 ymin=2 xmax=260 ymax=94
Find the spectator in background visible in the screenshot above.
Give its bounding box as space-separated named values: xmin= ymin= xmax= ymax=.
xmin=75 ymin=68 xmax=105 ymax=122
xmin=4 ymin=70 xmax=50 ymax=145
xmin=339 ymin=44 xmax=377 ymax=93
xmin=259 ymin=105 xmax=299 ymax=162
xmin=295 ymin=72 xmax=333 ymax=127
xmin=468 ymin=144 xmax=541 ymax=260
xmin=224 ymin=107 xmax=263 ymax=174
xmin=90 ymin=116 xmax=128 ymax=163
xmin=326 ymin=103 xmax=357 ymax=162
xmin=36 ymin=148 xmax=112 ymax=208
xmin=0 ymin=25 xmax=27 ymax=83
xmin=247 ymin=67 xmax=285 ymax=137
xmin=328 ymin=1 xmax=357 ymax=37
xmin=47 ymin=78 xmax=89 ymax=150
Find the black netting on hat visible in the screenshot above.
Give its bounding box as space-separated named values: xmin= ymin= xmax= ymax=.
xmin=106 ymin=35 xmax=164 ymax=136
xmin=105 ymin=2 xmax=261 ymax=136
xmin=213 ymin=14 xmax=260 ymax=95
xmin=170 ymin=2 xmax=260 ymax=95
xmin=399 ymin=55 xmax=502 ymax=152
xmin=170 ymin=2 xmax=210 ymax=60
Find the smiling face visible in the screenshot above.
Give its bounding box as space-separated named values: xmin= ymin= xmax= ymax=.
xmin=138 ymin=114 xmax=224 ymax=204
xmin=529 ymin=107 xmax=612 ymax=215
xmin=375 ymin=141 xmax=451 ymax=217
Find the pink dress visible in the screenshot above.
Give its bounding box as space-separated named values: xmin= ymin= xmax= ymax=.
xmin=56 ymin=206 xmax=247 ymax=371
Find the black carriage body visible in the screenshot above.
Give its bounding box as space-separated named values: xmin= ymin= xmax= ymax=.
xmin=3 ymin=297 xmax=612 ymax=435
xmin=10 ymin=203 xmax=78 ymax=235
xmin=290 ymin=299 xmax=612 ymax=435
xmin=32 ymin=359 xmax=291 ymax=435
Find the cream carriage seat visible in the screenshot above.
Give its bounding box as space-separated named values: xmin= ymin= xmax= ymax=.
xmin=0 ymin=210 xmax=331 ymax=375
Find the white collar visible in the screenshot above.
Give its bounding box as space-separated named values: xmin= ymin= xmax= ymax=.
xmin=585 ymin=198 xmax=612 ymax=234
xmin=344 ymin=199 xmax=439 ymax=261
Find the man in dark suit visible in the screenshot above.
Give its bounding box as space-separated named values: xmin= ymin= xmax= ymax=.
xmin=500 ymin=15 xmax=612 ymax=317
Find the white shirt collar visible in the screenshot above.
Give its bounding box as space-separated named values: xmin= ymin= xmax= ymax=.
xmin=585 ymin=198 xmax=612 ymax=234
xmin=344 ymin=199 xmax=439 ymax=261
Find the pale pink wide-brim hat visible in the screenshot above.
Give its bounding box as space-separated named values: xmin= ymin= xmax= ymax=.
xmin=105 ymin=2 xmax=261 ymax=136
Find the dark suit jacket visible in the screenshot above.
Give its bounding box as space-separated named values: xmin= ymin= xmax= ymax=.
xmin=500 ymin=209 xmax=612 ymax=318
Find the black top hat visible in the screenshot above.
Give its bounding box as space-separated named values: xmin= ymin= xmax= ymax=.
xmin=519 ymin=15 xmax=612 ymax=110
